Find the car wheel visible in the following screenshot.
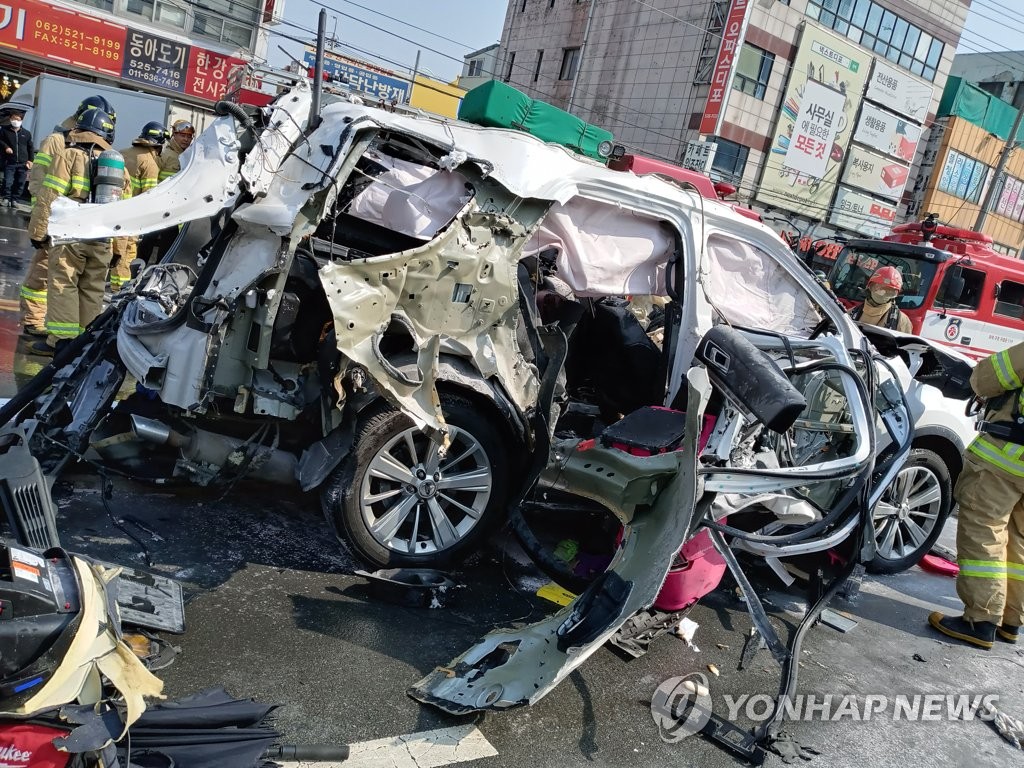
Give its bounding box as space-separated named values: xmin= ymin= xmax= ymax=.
xmin=322 ymin=394 xmax=510 ymax=568
xmin=867 ymin=447 xmax=952 ymax=575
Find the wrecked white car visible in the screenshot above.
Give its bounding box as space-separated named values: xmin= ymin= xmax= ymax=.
xmin=0 ymin=80 xmax=980 ymax=759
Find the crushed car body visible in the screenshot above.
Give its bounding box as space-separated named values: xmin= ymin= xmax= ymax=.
xmin=0 ymin=78 xmax=958 ymax=758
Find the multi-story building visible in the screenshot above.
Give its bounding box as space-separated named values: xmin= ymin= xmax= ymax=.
xmin=459 ymin=44 xmax=501 ymax=92
xmin=0 ymin=0 xmax=285 ymax=110
xmin=497 ymin=0 xmax=970 ymax=241
xmin=950 ymin=50 xmax=1024 ymax=109
xmin=907 ymin=76 xmax=1024 ymax=256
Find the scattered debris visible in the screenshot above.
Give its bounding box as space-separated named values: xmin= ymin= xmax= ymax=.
xmin=707 ymin=663 xmax=720 ymax=677
xmin=769 ymin=732 xmax=821 ymax=764
xmin=982 ymin=701 xmax=1024 ymax=750
xmin=912 ymin=653 xmax=927 ymax=663
xmin=819 ymin=608 xmax=859 ymax=633
xmin=610 ymin=608 xmax=685 ymax=658
xmin=716 ymin=643 xmax=730 ymax=650
xmin=739 ymin=627 xmax=768 ymax=670
xmin=356 ymin=569 xmax=459 ymax=609
xmin=919 ymin=553 xmax=958 ymax=578
xmin=673 ymin=617 xmax=700 ymax=651
xmin=536 ymin=581 xmax=576 ymax=607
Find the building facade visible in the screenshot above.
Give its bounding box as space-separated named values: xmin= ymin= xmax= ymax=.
xmin=907 ymin=77 xmax=1024 ymax=256
xmin=497 ymin=0 xmax=970 ymax=241
xmin=0 ymin=0 xmax=284 ymax=109
xmin=459 ymin=44 xmax=501 ymax=92
xmin=950 ymin=50 xmax=1024 ymax=109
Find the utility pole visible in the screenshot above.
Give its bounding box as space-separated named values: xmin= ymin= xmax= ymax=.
xmin=975 ymin=105 xmax=1024 ymax=231
xmin=566 ymin=0 xmax=598 ymax=114
xmin=410 ymin=49 xmax=421 ymax=105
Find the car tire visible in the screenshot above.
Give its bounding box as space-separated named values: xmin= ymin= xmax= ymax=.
xmin=867 ymin=447 xmax=952 ymax=575
xmin=322 ymin=393 xmax=510 ymax=568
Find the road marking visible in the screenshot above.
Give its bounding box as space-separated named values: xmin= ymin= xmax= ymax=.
xmin=280 ymin=725 xmax=498 ymax=768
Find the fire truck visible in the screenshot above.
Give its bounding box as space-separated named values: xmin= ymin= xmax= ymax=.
xmin=828 ymin=216 xmax=1024 ymax=360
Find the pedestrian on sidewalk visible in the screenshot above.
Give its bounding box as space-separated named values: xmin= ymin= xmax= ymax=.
xmin=929 ymin=342 xmax=1024 ymax=649
xmin=0 ymin=110 xmax=33 ymax=207
xmin=28 ymin=107 xmax=117 ymax=356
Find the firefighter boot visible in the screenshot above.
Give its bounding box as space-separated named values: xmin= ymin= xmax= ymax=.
xmin=997 ymin=623 xmax=1019 ymax=643
xmin=928 ymin=611 xmax=997 ymax=649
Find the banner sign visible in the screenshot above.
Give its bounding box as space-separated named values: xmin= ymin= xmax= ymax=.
xmin=865 ymin=59 xmax=932 ymax=122
xmin=853 ymin=102 xmax=921 ymax=163
xmin=305 ymin=49 xmax=411 ymax=103
xmin=0 ymin=0 xmax=243 ymax=102
xmin=699 ymin=0 xmax=751 ymax=135
xmin=841 ymin=144 xmax=911 ymax=201
xmin=829 ymin=185 xmax=897 ymax=237
xmin=682 ymin=139 xmax=717 ymax=173
xmin=757 ymin=26 xmax=869 ymax=218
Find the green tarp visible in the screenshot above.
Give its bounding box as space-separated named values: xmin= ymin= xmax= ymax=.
xmin=458 ymin=80 xmax=614 ymax=162
xmin=938 ymin=76 xmax=1024 ymax=144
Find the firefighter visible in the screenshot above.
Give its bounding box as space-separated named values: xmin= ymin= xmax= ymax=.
xmin=929 ymin=342 xmax=1024 ymax=648
xmin=28 ymin=107 xmax=118 ymax=356
xmin=110 ymin=121 xmax=166 ymax=291
xmin=19 ymin=95 xmax=117 ymax=336
xmin=850 ymin=266 xmax=912 ymax=332
xmin=157 ymin=119 xmax=194 ymax=181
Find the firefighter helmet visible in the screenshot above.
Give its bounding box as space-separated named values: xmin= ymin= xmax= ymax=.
xmin=75 ymin=95 xmax=116 ymax=126
xmin=868 ymin=266 xmax=903 ymax=293
xmin=170 ymin=119 xmax=195 ymax=137
xmin=75 ymin=107 xmax=116 ymax=144
xmin=136 ymin=121 xmax=168 ymax=147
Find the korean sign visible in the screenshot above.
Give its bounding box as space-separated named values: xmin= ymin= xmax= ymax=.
xmin=184 ymin=48 xmax=242 ymax=102
xmin=757 ymin=26 xmax=869 ymax=218
xmin=699 ymin=0 xmax=751 ymax=135
xmin=829 ymin=185 xmax=897 ymax=237
xmin=842 ymin=144 xmax=911 ymax=202
xmin=853 ymin=102 xmax=921 ymax=163
xmin=682 ymin=139 xmax=718 ymax=173
xmin=865 ymin=59 xmax=932 ymax=123
xmin=122 ymin=29 xmax=188 ymax=92
xmin=784 ymin=80 xmax=846 ymax=178
xmin=304 ymin=49 xmax=411 ymax=103
xmin=0 ymin=0 xmax=125 ymax=76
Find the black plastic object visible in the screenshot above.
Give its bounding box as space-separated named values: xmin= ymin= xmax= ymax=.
xmin=696 ymin=326 xmax=806 ymax=433
xmin=556 ymin=571 xmax=632 ymax=652
xmin=600 ymin=406 xmax=687 ymax=454
xmin=0 ymin=545 xmax=82 ymax=710
xmin=266 ymin=744 xmax=351 ymax=760
xmin=356 ymin=569 xmax=459 ymax=608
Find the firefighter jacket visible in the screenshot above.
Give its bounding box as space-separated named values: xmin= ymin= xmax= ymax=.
xmin=27 ymin=118 xmax=76 ymax=198
xmin=120 ymin=143 xmax=161 ymax=197
xmin=854 ymin=299 xmax=913 ymax=333
xmin=28 ymin=130 xmax=110 ymax=242
xmin=969 ymin=342 xmax=1024 ymax=477
xmin=157 ymin=136 xmax=188 ymax=181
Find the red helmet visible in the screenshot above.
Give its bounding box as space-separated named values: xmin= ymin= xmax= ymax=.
xmin=868 ymin=266 xmax=903 ymax=292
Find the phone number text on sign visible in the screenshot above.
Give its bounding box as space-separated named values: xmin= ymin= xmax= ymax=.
xmin=122 ymin=29 xmax=189 ymax=92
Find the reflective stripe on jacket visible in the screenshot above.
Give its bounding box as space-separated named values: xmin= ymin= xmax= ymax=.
xmin=968 ymin=343 xmax=1024 ymax=476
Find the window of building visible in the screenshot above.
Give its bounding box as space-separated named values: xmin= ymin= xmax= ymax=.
xmin=937 ymin=150 xmax=989 ymax=204
xmin=806 ymin=0 xmax=944 ymax=80
xmin=710 ymin=138 xmax=749 ymax=184
xmin=505 ymin=51 xmax=517 ymax=82
xmin=979 ymin=81 xmax=1005 ymax=97
xmin=935 ymin=267 xmax=986 ymax=312
xmin=533 ymin=50 xmax=544 ymax=81
xmin=468 ymin=59 xmax=483 ymax=77
xmin=559 ymin=47 xmax=581 ymax=80
xmin=995 ymin=280 xmax=1024 ymax=320
xmin=732 ymin=44 xmax=774 ymax=100
xmin=987 ymin=173 xmax=1024 ymax=223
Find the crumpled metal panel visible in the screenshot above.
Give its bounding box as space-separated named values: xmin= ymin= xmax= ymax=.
xmin=409 ymin=368 xmax=710 ymax=713
xmin=320 ymin=207 xmax=541 ymax=441
xmin=47 ymin=116 xmax=243 ymax=242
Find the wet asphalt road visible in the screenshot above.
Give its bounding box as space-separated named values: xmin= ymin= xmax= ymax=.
xmin=0 ymin=214 xmax=1022 ymax=767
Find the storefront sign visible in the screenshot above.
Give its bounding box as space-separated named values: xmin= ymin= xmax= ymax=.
xmin=784 ymin=80 xmax=847 ymax=178
xmin=0 ymin=0 xmax=243 ymax=102
xmin=829 ymin=185 xmax=897 ymax=237
xmin=699 ymin=0 xmax=751 ymax=135
xmin=122 ymin=29 xmax=188 ymax=92
xmin=853 ymin=102 xmax=921 ymax=163
xmin=0 ymin=0 xmax=124 ymax=76
xmin=865 ymin=59 xmax=932 ymax=122
xmin=841 ymin=144 xmax=911 ymax=201
xmin=757 ymin=26 xmax=869 ymax=218
xmin=304 ymin=49 xmax=411 ymax=103
xmin=682 ymin=139 xmax=717 ymax=173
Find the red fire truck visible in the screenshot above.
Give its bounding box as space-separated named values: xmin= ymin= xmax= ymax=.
xmin=828 ymin=218 xmax=1024 ymax=360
